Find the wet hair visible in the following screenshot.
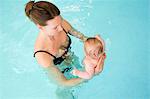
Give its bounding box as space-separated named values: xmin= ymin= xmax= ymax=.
xmin=85 ymin=37 xmax=103 ymax=54
xmin=25 ymin=0 xmax=60 ymax=26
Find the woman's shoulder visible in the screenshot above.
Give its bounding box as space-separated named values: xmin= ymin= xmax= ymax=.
xmin=34 ymin=32 xmax=55 ymax=68
xmin=34 ymin=32 xmax=54 ymax=52
xmin=34 ymin=32 xmax=44 ymax=50
xmin=34 ymin=49 xmax=55 ymax=68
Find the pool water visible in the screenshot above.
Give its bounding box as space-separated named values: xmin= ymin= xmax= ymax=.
xmin=0 ymin=0 xmax=149 ymax=99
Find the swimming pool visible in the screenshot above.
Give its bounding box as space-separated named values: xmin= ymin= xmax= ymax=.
xmin=0 ymin=0 xmax=149 ymax=99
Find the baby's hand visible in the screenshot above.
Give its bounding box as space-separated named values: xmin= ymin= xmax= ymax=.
xmin=71 ymin=69 xmax=76 ymax=76
xmin=70 ymin=67 xmax=78 ymax=76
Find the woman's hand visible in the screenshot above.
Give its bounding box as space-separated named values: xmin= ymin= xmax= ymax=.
xmin=94 ymin=53 xmax=106 ymax=75
xmin=82 ymin=36 xmax=88 ymax=42
xmin=95 ymin=35 xmax=105 ymax=52
xmin=80 ymin=35 xmax=88 ymax=42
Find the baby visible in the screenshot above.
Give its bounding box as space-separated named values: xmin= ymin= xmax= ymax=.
xmin=71 ymin=35 xmax=105 ymax=79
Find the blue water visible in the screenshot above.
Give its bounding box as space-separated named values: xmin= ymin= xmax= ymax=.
xmin=0 ymin=0 xmax=149 ymax=99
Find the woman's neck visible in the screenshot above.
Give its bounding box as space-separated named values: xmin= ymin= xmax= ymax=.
xmin=40 ymin=30 xmax=55 ymax=41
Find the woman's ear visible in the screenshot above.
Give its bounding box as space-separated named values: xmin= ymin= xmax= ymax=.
xmin=36 ymin=24 xmax=43 ymax=30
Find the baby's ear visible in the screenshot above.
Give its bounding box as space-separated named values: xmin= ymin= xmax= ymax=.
xmin=36 ymin=24 xmax=43 ymax=30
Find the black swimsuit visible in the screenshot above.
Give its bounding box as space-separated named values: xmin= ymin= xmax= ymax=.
xmin=33 ymin=28 xmax=72 ymax=66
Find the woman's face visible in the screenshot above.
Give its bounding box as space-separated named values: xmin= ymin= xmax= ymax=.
xmin=40 ymin=15 xmax=63 ymax=36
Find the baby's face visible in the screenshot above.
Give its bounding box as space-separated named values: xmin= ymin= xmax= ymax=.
xmin=85 ymin=43 xmax=103 ymax=59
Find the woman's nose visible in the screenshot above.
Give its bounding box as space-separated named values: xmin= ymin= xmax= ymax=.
xmin=57 ymin=25 xmax=63 ymax=32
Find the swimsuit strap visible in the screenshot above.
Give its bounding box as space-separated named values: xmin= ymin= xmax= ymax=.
xmin=33 ymin=27 xmax=71 ymax=59
xmin=33 ymin=50 xmax=56 ymax=58
xmin=62 ymin=27 xmax=68 ymax=34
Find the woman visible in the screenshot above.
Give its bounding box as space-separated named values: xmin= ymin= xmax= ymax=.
xmin=25 ymin=0 xmax=105 ymax=90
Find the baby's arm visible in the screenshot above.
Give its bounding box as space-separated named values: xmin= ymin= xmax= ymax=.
xmin=71 ymin=67 xmax=95 ymax=80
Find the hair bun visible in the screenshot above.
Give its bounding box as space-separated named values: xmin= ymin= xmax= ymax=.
xmin=25 ymin=0 xmax=35 ymax=17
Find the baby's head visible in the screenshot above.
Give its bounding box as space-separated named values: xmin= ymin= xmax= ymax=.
xmin=84 ymin=37 xmax=104 ymax=59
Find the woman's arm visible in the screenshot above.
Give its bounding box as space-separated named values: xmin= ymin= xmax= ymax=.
xmin=71 ymin=67 xmax=94 ymax=80
xmin=35 ymin=52 xmax=85 ymax=87
xmin=44 ymin=65 xmax=85 ymax=87
xmin=62 ymin=19 xmax=88 ymax=42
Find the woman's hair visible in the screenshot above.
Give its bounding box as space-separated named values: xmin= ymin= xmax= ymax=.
xmin=25 ymin=0 xmax=60 ymax=26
